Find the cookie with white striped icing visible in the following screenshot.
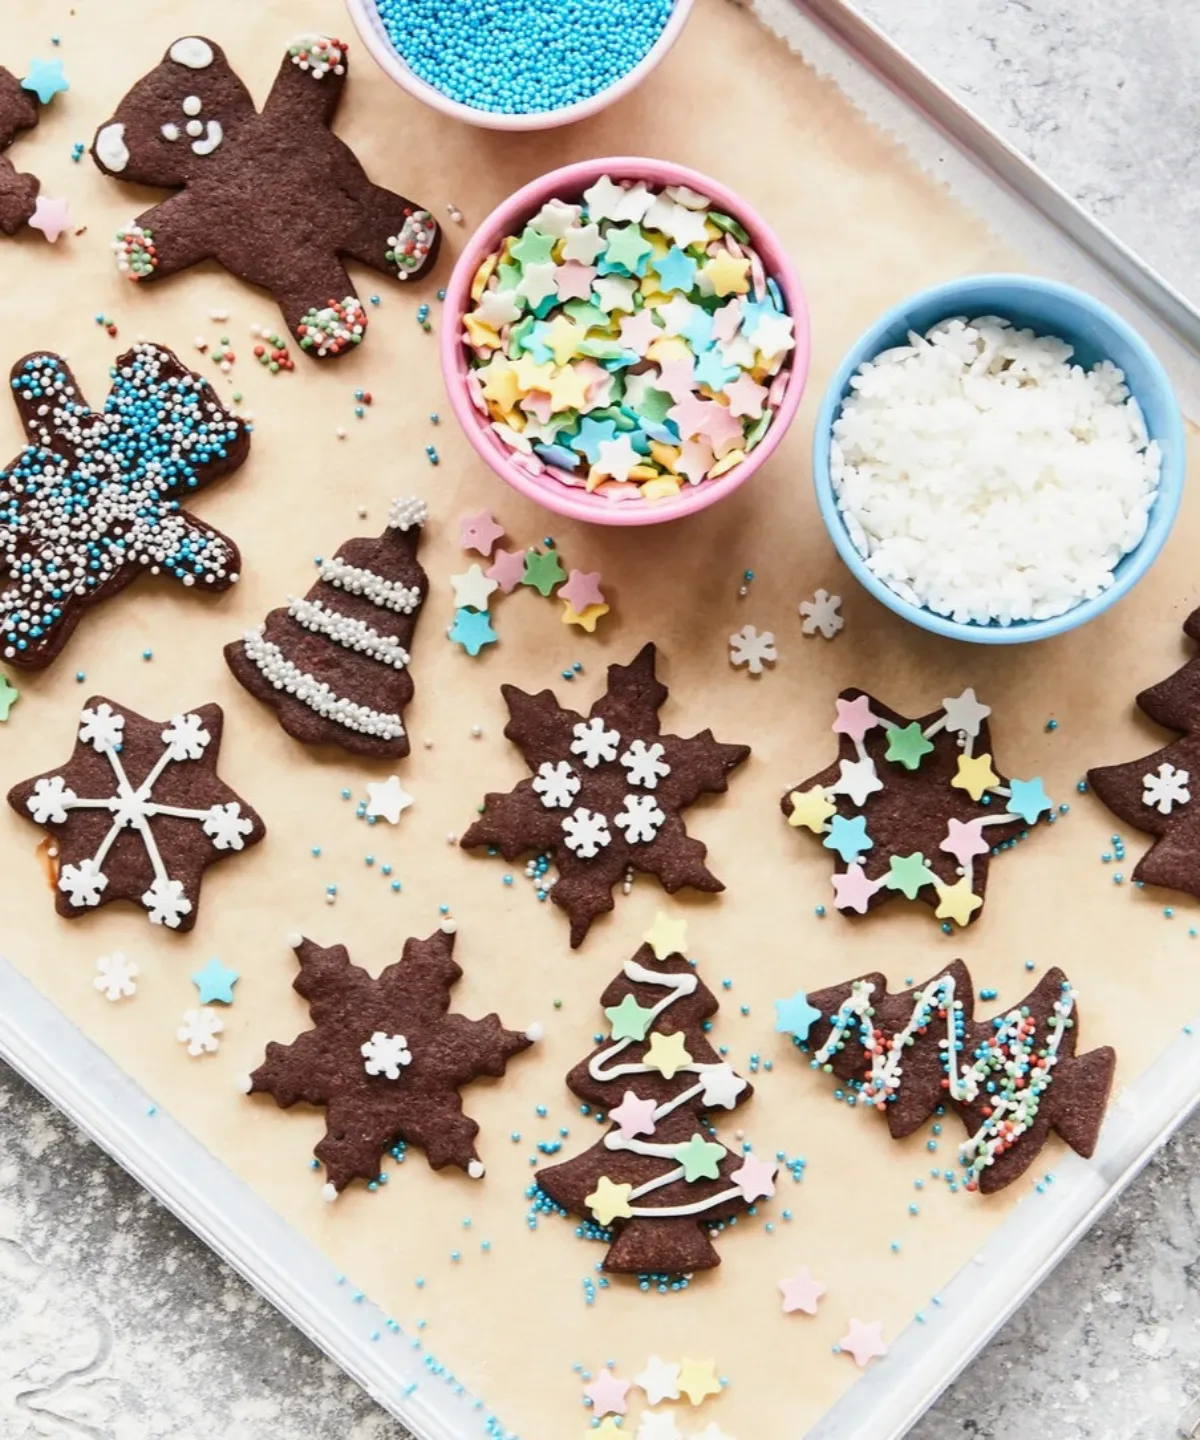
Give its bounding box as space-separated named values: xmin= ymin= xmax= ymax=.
xmin=223 ymin=497 xmax=427 ymax=758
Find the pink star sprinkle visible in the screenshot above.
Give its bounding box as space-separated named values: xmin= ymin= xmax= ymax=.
xmin=831 ymin=863 xmax=880 ymax=914
xmin=940 ymin=816 xmax=991 ymax=866
xmin=724 ymin=373 xmax=768 ymax=419
xmin=730 ymin=1152 xmax=776 ymax=1202
xmin=618 ymin=308 xmax=660 ymax=356
xmin=711 ymin=298 xmax=743 ymax=344
xmin=779 ymin=1266 xmax=827 ymax=1315
xmin=486 ymin=548 xmax=527 ymax=593
xmin=838 ymin=1319 xmax=888 ymax=1368
xmin=696 ymin=401 xmax=744 ymax=458
xmin=677 ymin=437 xmax=715 ymax=486
xmin=27 ymin=195 xmax=71 ymax=243
xmin=555 ymin=261 xmax=598 ymax=302
xmin=558 ymin=568 xmax=606 ymax=612
xmin=584 ymin=1371 xmax=631 ymax=1418
xmin=656 ymin=357 xmax=697 ymax=404
xmin=575 ymin=358 xmax=615 ymax=408
xmin=832 ymin=694 xmax=881 ymax=743
xmin=520 ymin=389 xmax=554 ymax=423
xmin=459 ymin=510 xmax=506 ymax=557
xmin=608 ymin=1089 xmax=658 ymax=1140
xmin=667 ymin=392 xmax=716 ymax=443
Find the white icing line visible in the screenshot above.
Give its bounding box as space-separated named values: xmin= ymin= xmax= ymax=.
xmin=287 ymin=596 xmax=409 ymax=670
xmin=318 ymin=557 xmax=421 ymax=614
xmin=240 ymin=629 xmax=405 ymax=740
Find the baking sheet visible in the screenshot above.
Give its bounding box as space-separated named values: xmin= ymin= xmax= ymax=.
xmin=2 ymin=1 xmax=1200 ymax=1436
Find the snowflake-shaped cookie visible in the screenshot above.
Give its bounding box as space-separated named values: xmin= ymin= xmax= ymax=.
xmin=8 ymin=696 xmax=265 ymax=931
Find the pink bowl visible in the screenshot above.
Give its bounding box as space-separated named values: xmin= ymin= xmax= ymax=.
xmin=439 ymin=157 xmax=811 ymax=527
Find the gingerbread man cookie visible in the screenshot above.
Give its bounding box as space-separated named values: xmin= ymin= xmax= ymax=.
xmin=92 ymin=35 xmax=440 ymax=358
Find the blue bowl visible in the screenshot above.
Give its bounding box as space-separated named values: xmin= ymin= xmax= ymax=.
xmin=812 ymin=274 xmax=1186 ymax=644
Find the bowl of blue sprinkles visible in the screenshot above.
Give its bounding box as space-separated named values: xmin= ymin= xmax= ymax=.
xmin=346 ymin=0 xmax=694 ymax=129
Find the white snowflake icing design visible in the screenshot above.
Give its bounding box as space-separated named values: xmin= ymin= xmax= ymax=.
xmin=1142 ymin=761 xmax=1191 ymax=815
xmin=532 ymin=760 xmax=582 ymax=809
xmin=177 ymin=1007 xmax=223 ymax=1056
xmin=729 ymin=624 xmax=778 ymax=675
xmin=613 ymin=793 xmax=666 ymax=844
xmin=561 ymin=806 xmax=612 ymax=858
xmin=160 ymin=711 xmax=212 ymax=761
xmin=27 ymin=704 xmax=253 ymax=925
xmin=78 ymin=702 xmax=124 ymax=752
xmin=94 ymin=951 xmax=138 ymax=1002
xmin=201 ymin=802 xmax=254 ymax=851
xmin=143 ymin=877 xmax=193 ymax=928
xmin=570 ymin=717 xmax=621 ymax=768
xmin=361 ymin=1031 xmax=413 ymax=1080
xmin=620 ymin=739 xmax=671 ymax=790
xmin=798 ymin=589 xmax=844 ymax=639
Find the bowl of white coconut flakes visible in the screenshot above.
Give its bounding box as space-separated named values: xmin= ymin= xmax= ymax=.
xmin=813 ymin=274 xmax=1186 ymax=643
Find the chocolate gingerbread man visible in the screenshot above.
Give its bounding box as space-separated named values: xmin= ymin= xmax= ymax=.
xmin=92 ymin=35 xmax=440 ymax=359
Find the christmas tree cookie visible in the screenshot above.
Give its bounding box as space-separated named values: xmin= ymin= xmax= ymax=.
xmin=91 ymin=36 xmax=438 ymax=358
xmin=1088 ymin=607 xmax=1200 ymax=896
xmin=245 ymin=928 xmax=538 ymax=1196
xmin=778 ymin=960 xmax=1114 ymax=1193
xmin=1 ymin=344 xmax=247 ymax=670
xmin=461 ymin=644 xmax=750 ymax=947
xmin=780 ymin=688 xmax=1053 ymax=926
xmin=7 ymin=697 xmax=264 ymax=931
xmin=224 ymin=498 xmax=428 ymax=758
xmin=536 ymin=914 xmax=776 ymax=1272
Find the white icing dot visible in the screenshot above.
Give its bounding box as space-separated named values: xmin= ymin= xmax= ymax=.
xmin=467 ymin=1160 xmax=485 ymax=1179
xmin=286 ymin=932 xmax=304 ymax=949
xmin=236 ymin=1073 xmax=254 ymax=1094
xmin=169 ymin=37 xmax=215 ymax=69
xmin=161 ymin=123 xmax=180 ymax=142
xmin=182 ymin=95 xmax=203 ymax=116
xmin=95 ymin=122 xmax=129 ymax=173
xmin=185 ymin=119 xmax=204 ymax=138
xmin=525 ymin=1022 xmax=544 ymax=1043
xmin=439 ymin=918 xmax=457 ymax=934
xmin=321 ymin=1183 xmax=339 ymax=1203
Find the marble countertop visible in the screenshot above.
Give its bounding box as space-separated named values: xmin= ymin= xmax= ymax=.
xmin=4 ymin=3 xmax=1200 ymax=1437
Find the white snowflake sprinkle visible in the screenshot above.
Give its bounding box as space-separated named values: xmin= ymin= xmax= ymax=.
xmin=361 ymin=1031 xmax=413 ymax=1079
xmin=58 ymin=857 xmax=108 ymax=909
xmin=729 ymin=624 xmax=778 ymax=675
xmin=143 ymin=877 xmax=193 ymax=928
xmin=160 ymin=711 xmax=211 ymax=761
xmin=532 ymin=760 xmax=582 ymax=810
xmin=177 ymin=1007 xmax=223 ymax=1057
xmin=27 ymin=775 xmax=77 ymax=824
xmin=613 ymin=793 xmax=666 ymax=844
xmin=561 ymin=806 xmax=612 ymax=858
xmin=620 ymin=739 xmax=671 ymax=790
xmin=570 ymin=717 xmax=621 ymax=768
xmin=798 ymin=589 xmax=843 ymax=639
xmin=94 ymin=951 xmax=138 ymax=1002
xmin=1142 ymin=761 xmax=1191 ymax=815
xmin=201 ymin=801 xmax=254 ymax=851
xmin=78 ymin=702 xmax=124 ymax=752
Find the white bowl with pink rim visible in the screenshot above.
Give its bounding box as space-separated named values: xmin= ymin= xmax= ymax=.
xmin=440 ymin=157 xmax=811 ymax=527
xmin=344 ymin=0 xmax=695 ymax=131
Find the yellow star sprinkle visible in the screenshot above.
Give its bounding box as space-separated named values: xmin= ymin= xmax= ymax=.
xmin=677 ymin=1358 xmax=722 ymax=1405
xmin=542 ymin=315 xmax=585 ymax=365
xmin=479 ymin=362 xmax=521 ymax=410
xmin=951 ymin=752 xmax=1000 ymax=802
xmin=644 ymin=910 xmax=688 ymax=959
xmin=787 ymin=785 xmax=836 ymax=833
xmin=701 ymin=252 xmax=751 ymax=297
xmin=644 ymin=1030 xmax=692 ymax=1079
xmin=641 ymin=476 xmax=682 ymax=501
xmin=648 ymin=440 xmax=681 ymax=469
xmin=562 ymin=601 xmax=610 ymax=632
xmin=512 ymin=354 xmax=555 ymax=392
xmin=547 ymin=365 xmax=591 ymax=414
xmin=629 ymin=464 xmax=659 ymax=482
xmin=463 ymin=314 xmax=501 ymax=351
xmin=708 ymin=447 xmax=746 ymax=478
xmin=646 ymin=335 xmax=692 ymax=365
xmin=586 ymin=1176 xmax=634 ymax=1226
xmin=469 ymin=253 xmax=497 ymax=300
xmin=934 ymin=877 xmax=983 ymax=927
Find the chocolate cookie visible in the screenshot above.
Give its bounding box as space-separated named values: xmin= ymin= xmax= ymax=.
xmin=0 ymin=67 xmax=40 ymax=234
xmin=780 ymin=961 xmax=1114 ymax=1193
xmin=536 ymin=915 xmax=775 ymax=1273
xmin=246 ymin=928 xmax=538 ymax=1196
xmin=224 ymin=497 xmax=428 ymax=759
xmin=92 ymin=35 xmax=439 ymax=358
xmin=8 ymin=697 xmax=265 ymax=932
xmin=780 ymin=688 xmax=1054 ymax=926
xmin=0 ymin=343 xmax=247 ymax=670
xmin=461 ymin=644 xmax=751 ymax=947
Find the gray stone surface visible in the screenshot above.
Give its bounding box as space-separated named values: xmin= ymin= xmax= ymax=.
xmin=4 ymin=3 xmax=1199 ymax=1437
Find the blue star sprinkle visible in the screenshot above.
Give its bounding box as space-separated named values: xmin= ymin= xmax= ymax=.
xmin=191 ymin=957 xmax=240 ymax=1006
xmin=773 ymin=990 xmax=822 ymax=1042
xmin=449 ymin=608 xmax=498 ymax=657
xmin=22 ymin=59 xmax=69 ymax=105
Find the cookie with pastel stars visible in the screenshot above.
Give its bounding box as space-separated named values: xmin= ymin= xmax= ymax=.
xmin=779 ymin=688 xmax=1053 ymax=926
xmin=0 ymin=63 xmax=69 ymax=238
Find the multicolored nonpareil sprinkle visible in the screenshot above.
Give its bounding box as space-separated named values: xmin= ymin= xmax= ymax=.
xmin=460 ymin=175 xmax=796 ymax=504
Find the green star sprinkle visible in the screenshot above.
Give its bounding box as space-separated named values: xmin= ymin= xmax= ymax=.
xmin=603 ymin=224 xmax=653 ymax=276
xmin=884 ymin=852 xmax=936 ymax=899
xmin=674 ymin=1134 xmax=727 ymax=1182
xmin=604 ymin=994 xmax=656 ymax=1042
xmin=508 ymin=227 xmax=556 ymax=268
xmin=885 ymin=722 xmax=934 ymax=771
xmin=521 ymin=548 xmax=567 ymax=597
xmin=561 ymin=299 xmax=609 ymax=332
xmin=0 ymin=672 xmax=19 ymax=722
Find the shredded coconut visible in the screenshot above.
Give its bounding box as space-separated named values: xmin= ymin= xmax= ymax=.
xmin=830 ymin=315 xmax=1162 ymax=625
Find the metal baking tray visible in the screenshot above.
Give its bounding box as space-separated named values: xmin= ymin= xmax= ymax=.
xmin=4 ymin=3 xmax=1199 ymax=1436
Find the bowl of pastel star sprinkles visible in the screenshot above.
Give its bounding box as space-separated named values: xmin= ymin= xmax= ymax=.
xmin=440 ymin=159 xmax=809 ymax=525
xmin=346 ymin=0 xmax=694 ymax=129
xmin=813 ymin=274 xmax=1185 ymax=643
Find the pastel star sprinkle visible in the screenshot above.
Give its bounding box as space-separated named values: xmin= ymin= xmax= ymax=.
xmin=831 ymin=862 xmax=882 ymax=913
xmin=730 ymin=1152 xmax=776 ymax=1202
xmin=779 ymin=1265 xmax=827 ymax=1315
xmin=830 ymin=757 xmax=883 ymax=807
xmin=838 ymin=1318 xmax=889 ymax=1367
xmin=583 ymin=1371 xmax=631 ymax=1418
xmin=643 ymin=1030 xmax=692 ymax=1078
xmin=951 ymin=751 xmax=1000 ymax=802
xmin=191 ymin=957 xmax=239 ymax=1006
xmin=644 ymin=910 xmax=688 ymax=959
xmin=521 ymin=548 xmax=567 ymax=597
xmin=885 ymin=722 xmax=934 ymax=771
xmin=22 ymin=58 xmax=69 ymax=105
xmin=0 ymin=672 xmax=18 ymax=722
xmin=562 ymin=601 xmax=610 ymax=631
xmin=774 ymin=989 xmax=822 ymax=1041
xmin=605 ymin=993 xmax=656 ymax=1042
xmin=674 ymin=1133 xmax=727 ymax=1182
xmin=676 ymin=1358 xmax=722 ymax=1405
xmin=609 ymin=1090 xmax=659 ymax=1139
xmin=485 ymin=548 xmax=526 ymax=593
xmin=635 ymin=1356 xmax=681 ymax=1405
xmin=557 ymin=569 xmax=606 ymax=612
xmin=27 ymin=195 xmax=71 ymax=243
xmin=451 ymin=563 xmax=499 ymax=612
xmin=586 ymin=1175 xmax=634 ymax=1226
xmin=448 ymin=608 xmax=497 ymax=657
xmin=458 ymin=510 xmax=505 ymax=557
xmin=701 ymin=252 xmax=750 ymax=297
xmin=940 ymin=816 xmax=990 ymax=865
xmin=941 ymin=687 xmax=991 ymax=737
xmin=1007 ymin=776 xmax=1053 ymax=824
xmin=832 ymin=694 xmax=880 ymax=743
xmin=824 ymin=813 xmax=872 ymax=863
xmin=885 ymin=851 xmax=935 ymax=899
xmin=366 ymin=775 xmax=414 ymax=824
xmin=593 ymin=433 xmax=642 ymax=484
xmin=934 ymin=876 xmax=983 ymax=927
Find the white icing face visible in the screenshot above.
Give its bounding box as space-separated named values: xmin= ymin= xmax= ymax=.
xmin=95 ymin=123 xmax=129 ymax=173
xmin=169 ymin=37 xmax=214 ymax=69
xmin=182 ymin=95 xmax=203 ymax=116
xmin=160 ymin=123 xmax=180 ymax=142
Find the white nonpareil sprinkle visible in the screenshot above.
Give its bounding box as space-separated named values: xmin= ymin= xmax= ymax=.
xmin=831 ymin=316 xmax=1162 ymax=625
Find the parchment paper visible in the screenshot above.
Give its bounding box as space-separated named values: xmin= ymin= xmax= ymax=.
xmin=2 ymin=2 xmax=1198 ymax=1435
